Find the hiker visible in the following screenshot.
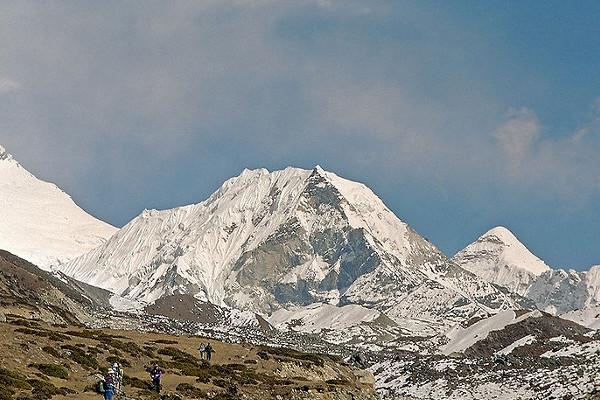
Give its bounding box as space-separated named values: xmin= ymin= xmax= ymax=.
xmin=150 ymin=364 xmax=162 ymax=393
xmin=112 ymin=362 xmax=123 ymax=392
xmin=105 ymin=369 xmax=116 ymax=387
xmin=205 ymin=342 xmax=214 ymax=361
xmin=198 ymin=342 xmax=206 ymax=359
xmin=102 ymin=371 xmax=116 ymax=400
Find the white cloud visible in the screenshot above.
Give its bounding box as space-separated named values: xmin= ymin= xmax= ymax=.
xmin=0 ymin=78 xmax=20 ymax=93
xmin=492 ymin=107 xmax=541 ymax=166
xmin=571 ymin=98 xmax=600 ymax=144
xmin=487 ymin=102 xmax=600 ymax=197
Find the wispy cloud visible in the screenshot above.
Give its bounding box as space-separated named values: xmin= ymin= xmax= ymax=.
xmin=488 ymin=101 xmax=600 ymax=198
xmin=571 ymin=98 xmax=600 ymax=144
xmin=492 ymin=107 xmax=541 ymax=169
xmin=0 ymin=78 xmax=20 ymax=94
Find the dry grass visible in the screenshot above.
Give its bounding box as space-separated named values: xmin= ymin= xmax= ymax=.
xmin=0 ymin=314 xmax=376 ymax=400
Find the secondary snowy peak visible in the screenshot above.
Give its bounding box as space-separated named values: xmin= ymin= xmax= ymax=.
xmin=0 ymin=145 xmax=117 ymax=269
xmin=474 ymin=226 xmax=550 ymax=276
xmin=451 ymin=227 xmax=600 ymax=322
xmin=452 ymin=226 xmax=551 ymax=296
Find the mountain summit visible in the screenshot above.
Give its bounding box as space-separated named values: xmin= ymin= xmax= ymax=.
xmin=61 ymin=167 xmax=523 ymax=334
xmin=0 ymin=145 xmax=117 ymax=269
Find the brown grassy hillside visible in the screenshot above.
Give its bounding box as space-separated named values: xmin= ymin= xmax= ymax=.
xmin=0 ymin=314 xmax=378 ymax=400
xmin=0 ymin=250 xmax=110 ymax=325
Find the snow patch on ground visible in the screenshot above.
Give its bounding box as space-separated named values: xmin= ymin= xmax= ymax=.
xmin=561 ymin=304 xmax=600 ymax=330
xmin=496 ymin=334 xmax=536 ymax=356
xmin=440 ymin=310 xmax=542 ymax=355
xmin=109 ymin=294 xmax=146 ymax=312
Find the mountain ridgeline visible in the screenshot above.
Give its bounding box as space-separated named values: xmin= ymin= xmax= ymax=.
xmin=0 ymin=145 xmax=117 ymax=269
xmin=60 ymin=166 xmax=528 ymax=336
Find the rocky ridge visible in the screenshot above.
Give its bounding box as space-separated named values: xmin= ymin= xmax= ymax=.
xmin=0 ymin=249 xmax=112 ymax=325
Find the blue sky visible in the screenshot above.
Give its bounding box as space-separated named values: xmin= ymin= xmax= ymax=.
xmin=1 ymin=1 xmax=599 ymax=271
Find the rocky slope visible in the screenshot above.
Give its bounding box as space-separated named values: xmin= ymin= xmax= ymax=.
xmin=372 ymin=310 xmax=600 ymax=400
xmin=0 ymin=145 xmax=117 ymax=269
xmin=60 ymin=167 xmax=526 ymax=337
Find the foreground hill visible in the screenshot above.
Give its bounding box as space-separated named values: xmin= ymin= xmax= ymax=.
xmin=0 ymin=314 xmax=378 ymax=400
xmin=0 ymin=145 xmax=117 ymax=269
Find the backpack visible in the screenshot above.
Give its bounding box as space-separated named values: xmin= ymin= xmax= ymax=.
xmin=97 ymin=380 xmax=106 ymax=394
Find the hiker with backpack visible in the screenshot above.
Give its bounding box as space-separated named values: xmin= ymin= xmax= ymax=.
xmin=198 ymin=342 xmax=206 ymax=359
xmin=112 ymin=362 xmax=123 ymax=393
xmin=98 ymin=370 xmax=115 ymax=400
xmin=150 ymin=364 xmax=163 ymax=393
xmin=205 ymin=342 xmax=214 ymax=361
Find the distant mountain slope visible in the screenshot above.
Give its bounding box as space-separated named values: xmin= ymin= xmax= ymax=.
xmin=0 ymin=145 xmax=117 ymax=269
xmin=61 ymin=166 xmax=525 ymax=336
xmin=526 ymin=265 xmax=600 ymax=316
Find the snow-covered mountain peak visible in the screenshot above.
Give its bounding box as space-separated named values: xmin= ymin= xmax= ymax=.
xmin=61 ymin=166 xmax=404 ymax=302
xmin=60 ymin=165 xmax=523 ymax=334
xmin=0 ymin=145 xmax=118 ymax=269
xmin=0 ymin=145 xmax=25 ymax=167
xmin=452 ymin=226 xmax=552 ymax=300
xmin=472 ymin=226 xmax=550 ymax=276
xmin=454 ymin=228 xmax=600 ymax=320
xmin=483 ymin=226 xmax=517 ymax=243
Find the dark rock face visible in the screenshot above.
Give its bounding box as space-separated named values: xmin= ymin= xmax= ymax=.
xmin=145 ymin=294 xmax=228 ymax=324
xmin=335 ymin=228 xmax=381 ymax=291
xmin=229 ymin=170 xmax=385 ymax=313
